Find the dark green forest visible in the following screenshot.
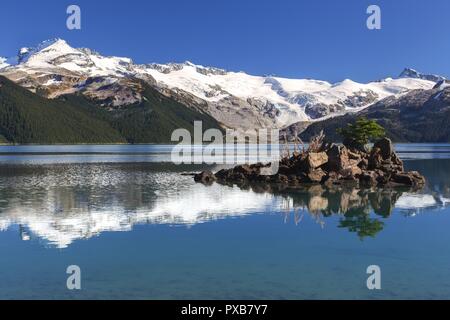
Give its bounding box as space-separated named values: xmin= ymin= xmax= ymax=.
xmin=0 ymin=76 xmax=222 ymax=144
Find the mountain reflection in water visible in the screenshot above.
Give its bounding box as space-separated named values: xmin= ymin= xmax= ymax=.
xmin=0 ymin=162 xmax=448 ymax=248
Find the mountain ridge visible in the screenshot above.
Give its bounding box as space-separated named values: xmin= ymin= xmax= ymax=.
xmin=399 ymin=67 xmax=446 ymax=83
xmin=298 ymin=86 xmax=450 ymax=143
xmin=0 ymin=39 xmax=440 ymax=131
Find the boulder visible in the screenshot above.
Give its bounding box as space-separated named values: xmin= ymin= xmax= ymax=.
xmin=374 ymin=169 xmax=389 ymax=185
xmin=323 ymin=172 xmax=340 ymax=187
xmin=231 ymin=172 xmax=247 ymax=182
xmin=274 ymin=174 xmax=289 ymax=184
xmin=390 ymin=153 xmax=404 ymax=171
xmin=234 ymin=164 xmax=256 ymax=176
xmin=359 ymin=171 xmax=378 ymax=187
xmin=215 ymin=169 xmax=231 ymax=180
xmin=327 ymin=145 xmax=350 ymax=172
xmin=307 ymin=152 xmax=328 ymax=169
xmin=358 ymin=158 xmax=369 ymax=170
xmin=391 ymin=171 xmax=425 ymax=187
xmin=288 ymin=175 xmax=299 ymax=184
xmin=368 ymin=147 xmax=383 ymax=170
xmin=278 ymin=164 xmax=292 ymax=175
xmin=306 ymin=168 xmax=326 ymax=183
xmin=348 ymin=149 xmax=363 ymax=161
xmin=194 ymin=171 xmax=216 ymax=184
xmin=373 ymin=138 xmax=393 ymax=159
xmin=341 ymin=165 xmax=362 ymax=179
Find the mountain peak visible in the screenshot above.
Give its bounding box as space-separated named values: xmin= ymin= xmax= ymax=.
xmin=36 ymin=38 xmax=66 ymax=47
xmin=399 ymin=68 xmax=445 ymax=83
xmin=0 ymin=57 xmax=9 ymax=70
xmin=183 ymin=60 xmax=196 ymax=67
xmin=17 ymin=38 xmax=75 ymax=64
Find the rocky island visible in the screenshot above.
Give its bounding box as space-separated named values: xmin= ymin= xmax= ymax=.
xmin=194 ymin=136 xmax=426 ymax=189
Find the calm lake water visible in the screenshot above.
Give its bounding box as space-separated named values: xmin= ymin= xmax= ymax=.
xmin=0 ymin=144 xmax=450 ymax=299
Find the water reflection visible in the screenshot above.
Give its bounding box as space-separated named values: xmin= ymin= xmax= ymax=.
xmin=227 ymin=182 xmax=450 ymax=239
xmin=0 ymin=161 xmax=449 ymax=248
xmin=0 ymin=163 xmax=278 ymax=248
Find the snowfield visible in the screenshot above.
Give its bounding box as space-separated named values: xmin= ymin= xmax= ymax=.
xmin=0 ymin=38 xmax=439 ymax=128
xmin=0 ymin=57 xmax=9 ymax=70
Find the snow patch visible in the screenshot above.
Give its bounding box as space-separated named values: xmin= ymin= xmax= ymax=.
xmin=0 ymin=57 xmax=9 ymax=70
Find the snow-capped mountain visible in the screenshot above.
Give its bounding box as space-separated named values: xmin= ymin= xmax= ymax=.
xmin=399 ymin=67 xmax=446 ymax=83
xmin=0 ymin=57 xmax=9 ymax=69
xmin=0 ymin=39 xmax=143 ymax=107
xmin=298 ymin=82 xmax=450 ymax=143
xmin=0 ymin=39 xmax=438 ymax=130
xmin=7 ymin=38 xmax=134 ymax=76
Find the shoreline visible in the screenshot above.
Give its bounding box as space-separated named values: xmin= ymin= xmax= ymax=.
xmin=1 ymin=142 xmax=450 ymax=146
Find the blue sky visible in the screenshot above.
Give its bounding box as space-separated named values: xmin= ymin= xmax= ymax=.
xmin=0 ymin=0 xmax=449 ymax=82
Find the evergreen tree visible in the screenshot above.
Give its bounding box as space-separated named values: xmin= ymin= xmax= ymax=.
xmin=337 ymin=117 xmax=385 ymax=146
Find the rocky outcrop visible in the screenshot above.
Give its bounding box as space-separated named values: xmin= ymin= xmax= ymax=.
xmin=194 ymin=170 xmax=216 ymax=184
xmin=194 ymin=138 xmax=426 ymax=189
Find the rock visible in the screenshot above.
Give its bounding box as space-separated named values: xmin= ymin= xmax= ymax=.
xmin=323 ymin=172 xmax=340 ymax=187
xmin=215 ymin=169 xmax=230 ymax=180
xmin=306 ymin=168 xmax=326 ymax=183
xmin=326 ymin=144 xmax=340 ymax=170
xmin=327 ymin=145 xmax=349 ymax=172
xmin=234 ymin=164 xmax=253 ymax=175
xmin=358 ymin=158 xmax=369 ymax=170
xmin=359 ymin=171 xmax=378 ymax=186
xmin=368 ymin=147 xmax=383 ymax=170
xmin=288 ymin=175 xmax=299 ymax=185
xmin=278 ymin=164 xmax=292 ymax=175
xmin=348 ymin=149 xmax=362 ymax=161
xmin=307 ymin=152 xmax=328 ymax=169
xmin=231 ymin=172 xmax=247 ymax=182
xmin=373 ymin=138 xmax=393 ymax=159
xmin=194 ymin=137 xmax=426 ymax=190
xmin=390 ymin=153 xmax=404 ymax=171
xmin=341 ymin=164 xmax=362 ymax=179
xmin=343 ymin=137 xmax=367 ymax=153
xmin=374 ymin=169 xmax=389 ymax=185
xmin=391 ymin=171 xmax=425 ymax=187
xmin=390 ymin=173 xmax=413 ymax=186
xmin=194 ymin=171 xmax=216 ymax=184
xmin=274 ymin=174 xmax=289 ymax=184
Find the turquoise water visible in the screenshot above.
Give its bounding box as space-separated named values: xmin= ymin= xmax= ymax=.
xmin=0 ymin=144 xmax=450 ymax=299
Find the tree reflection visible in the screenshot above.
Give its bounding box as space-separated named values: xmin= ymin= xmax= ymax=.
xmin=224 ymin=180 xmax=418 ymax=239
xmin=338 ymin=211 xmax=384 ymax=239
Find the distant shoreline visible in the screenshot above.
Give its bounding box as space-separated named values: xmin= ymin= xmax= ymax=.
xmin=1 ymin=142 xmax=450 ymax=147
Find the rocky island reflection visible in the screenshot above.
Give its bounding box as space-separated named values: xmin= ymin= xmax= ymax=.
xmin=0 ymin=159 xmax=448 ymax=248
xmin=229 ymin=183 xmax=437 ymax=239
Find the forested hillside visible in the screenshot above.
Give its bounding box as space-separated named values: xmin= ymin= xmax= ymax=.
xmin=0 ymin=76 xmax=222 ymax=144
